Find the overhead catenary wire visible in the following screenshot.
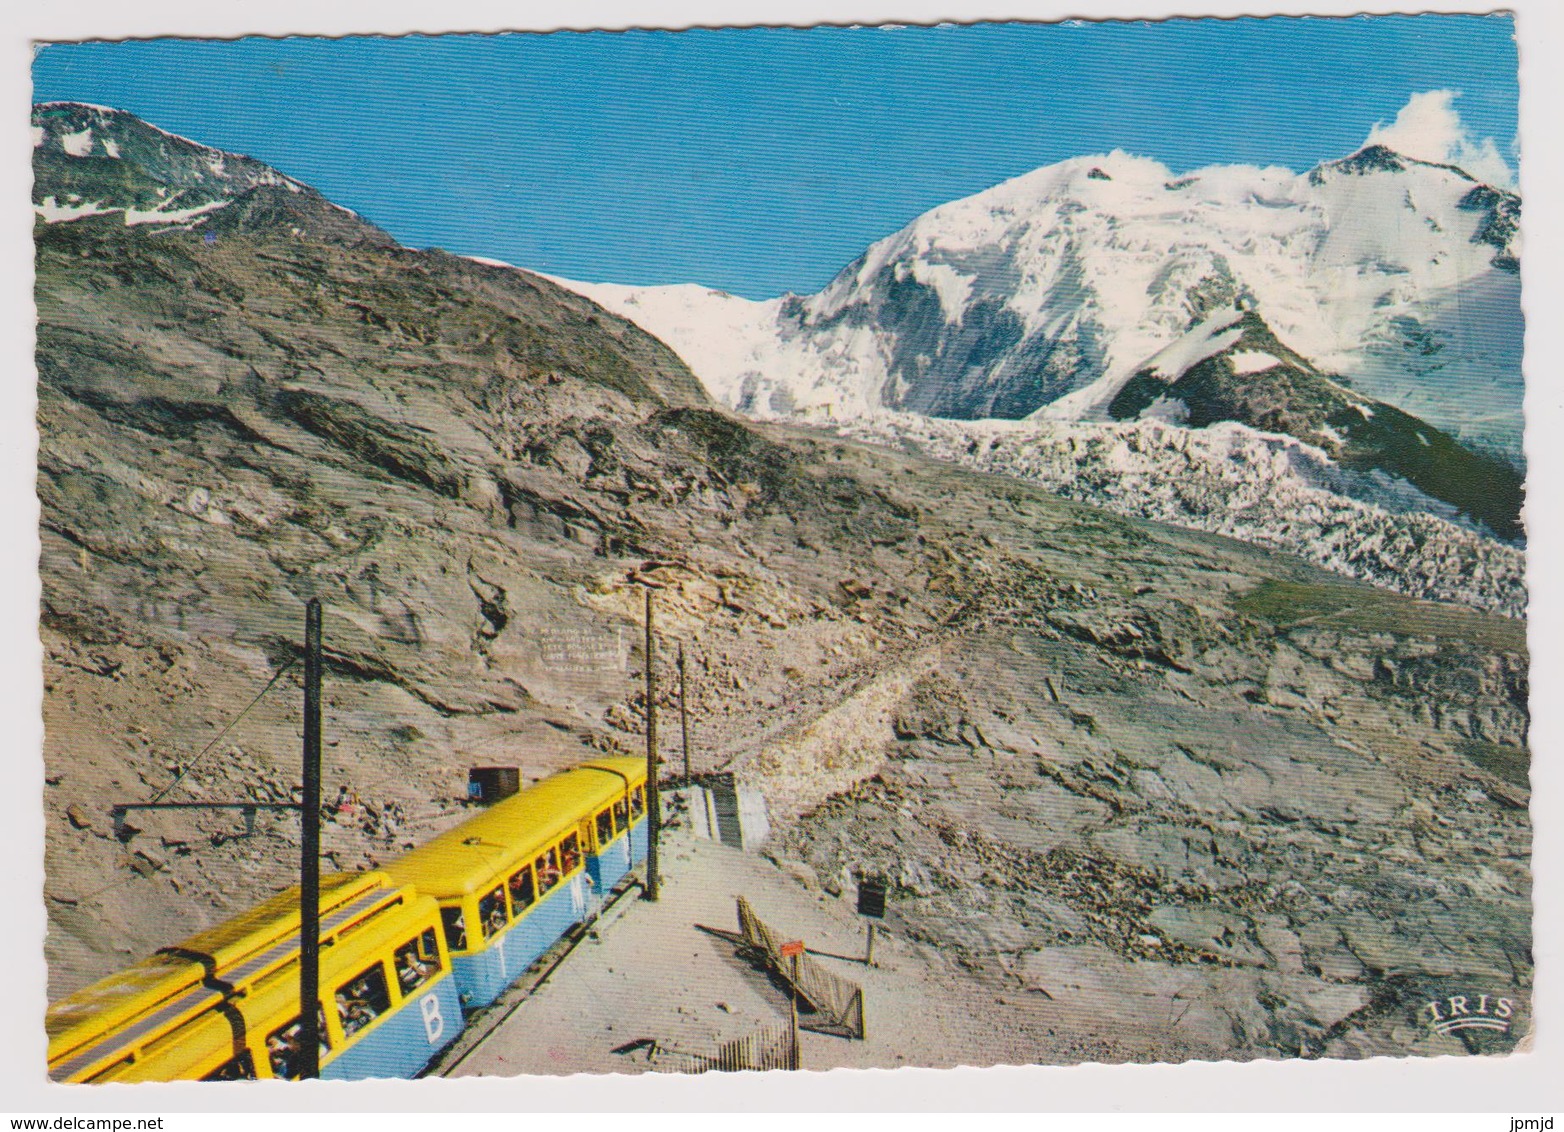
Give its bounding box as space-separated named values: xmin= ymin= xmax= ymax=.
xmin=149 ymin=655 xmax=298 ymax=804
xmin=46 ymin=655 xmax=302 ymax=908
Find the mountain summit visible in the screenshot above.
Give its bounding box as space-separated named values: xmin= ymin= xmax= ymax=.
xmin=33 ymin=102 xmax=313 ymax=223
xmin=565 ymin=144 xmax=1523 ymax=459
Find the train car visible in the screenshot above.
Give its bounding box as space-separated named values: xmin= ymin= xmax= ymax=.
xmin=46 ymin=756 xmax=651 ymax=1082
xmin=382 ymin=757 xmax=647 ymax=1011
xmin=582 ymin=761 xmax=649 ymax=892
xmin=46 ymin=871 xmax=461 ymax=1083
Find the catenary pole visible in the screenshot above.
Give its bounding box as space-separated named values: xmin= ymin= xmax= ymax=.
xmin=678 ymin=642 xmax=691 ymax=787
xmin=299 ymin=598 xmax=323 ymax=1079
xmin=644 ymin=589 xmax=660 ymax=901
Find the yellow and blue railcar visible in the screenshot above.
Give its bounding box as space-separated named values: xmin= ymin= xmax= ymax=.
xmin=46 ymin=757 xmax=651 ymax=1081
xmin=47 ymin=871 xmax=461 ymax=1083
xmin=579 ymin=758 xmax=649 ymax=892
xmin=383 ymin=757 xmax=647 ymax=1010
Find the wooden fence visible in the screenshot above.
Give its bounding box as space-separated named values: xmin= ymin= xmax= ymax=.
xmin=736 ymin=896 xmax=865 ymax=1039
xmin=657 ymin=1025 xmax=799 ymax=1073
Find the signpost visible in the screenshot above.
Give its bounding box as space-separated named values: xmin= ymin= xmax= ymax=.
xmin=856 ymin=876 xmax=887 ymax=968
xmin=780 ymin=939 xmax=805 ymax=1067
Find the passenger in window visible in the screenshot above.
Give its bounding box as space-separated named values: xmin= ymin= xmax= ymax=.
xmin=441 ymin=907 xmax=467 ymax=952
xmin=267 ymin=1031 xmax=298 ymax=1080
xmin=509 ymin=867 xmax=534 ymax=912
xmin=267 ymin=1011 xmax=328 ymax=1078
xmin=396 ymin=941 xmax=433 ymax=992
xmin=561 ymin=834 xmax=580 ymax=873
xmin=613 ymin=799 xmax=629 ymax=830
xmin=342 ymin=999 xmax=375 ymax=1037
xmin=630 ymin=787 xmax=645 ymax=819
xmin=479 ymin=886 xmax=508 ymax=937
xmin=339 ymin=975 xmax=383 ymax=1037
xmin=205 ymin=1053 xmax=254 ymax=1082
xmin=596 ymin=809 xmax=613 ymax=845
xmin=537 ymin=848 xmax=561 ymax=891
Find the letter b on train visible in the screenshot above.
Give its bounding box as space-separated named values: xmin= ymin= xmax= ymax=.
xmin=420 ymin=992 xmax=445 ymax=1044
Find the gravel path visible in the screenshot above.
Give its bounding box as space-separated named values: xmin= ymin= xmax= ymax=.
xmin=446 ymin=812 xmax=998 ymax=1078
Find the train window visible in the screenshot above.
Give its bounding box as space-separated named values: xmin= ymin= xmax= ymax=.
xmin=440 ymin=906 xmax=468 ymax=953
xmin=478 ymin=886 xmax=508 ymax=937
xmin=536 ymin=847 xmax=561 ymax=893
xmin=203 ymin=1050 xmax=257 ymax=1081
xmin=596 ymin=808 xmax=613 ymax=844
xmin=336 ymin=963 xmax=392 ymax=1040
xmin=394 ymin=929 xmax=441 ymax=995
xmin=508 ymin=864 xmax=535 ymax=912
xmin=613 ymin=798 xmax=629 ymax=831
xmin=266 ymin=1007 xmax=331 ymax=1080
xmin=560 ymin=832 xmax=581 ymax=873
xmin=630 ymin=786 xmax=645 ymax=820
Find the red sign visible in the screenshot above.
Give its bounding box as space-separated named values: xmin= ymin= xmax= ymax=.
xmin=779 ymin=939 xmax=805 ymax=959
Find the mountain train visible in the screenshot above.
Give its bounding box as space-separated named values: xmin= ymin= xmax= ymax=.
xmin=46 ymin=757 xmax=650 ymax=1083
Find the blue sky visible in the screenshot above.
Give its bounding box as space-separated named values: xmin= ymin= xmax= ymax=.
xmin=32 ymin=15 xmax=1519 ymax=299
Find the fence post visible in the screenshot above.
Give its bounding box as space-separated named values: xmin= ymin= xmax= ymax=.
xmin=790 ymin=953 xmax=800 ymax=1070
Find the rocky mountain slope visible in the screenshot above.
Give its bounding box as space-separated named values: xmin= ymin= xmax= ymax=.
xmin=564 ymin=144 xmax=1523 ymax=461
xmin=35 ymin=105 xmax=1531 ymax=1065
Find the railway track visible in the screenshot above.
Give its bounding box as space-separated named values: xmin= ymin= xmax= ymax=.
xmin=421 ymin=870 xmax=646 ymax=1077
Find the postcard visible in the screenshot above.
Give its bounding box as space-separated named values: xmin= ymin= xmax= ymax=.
xmin=16 ymin=3 xmax=1552 ymax=1110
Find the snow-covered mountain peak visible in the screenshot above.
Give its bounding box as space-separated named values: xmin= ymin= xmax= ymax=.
xmin=558 ymin=138 xmax=1524 ymax=459
xmin=1307 ymin=143 xmax=1475 ymax=186
xmin=940 ymin=149 xmax=1173 ymax=214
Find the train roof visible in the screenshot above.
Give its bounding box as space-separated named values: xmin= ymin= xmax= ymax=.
xmin=84 ymin=891 xmax=444 ymax=1084
xmin=46 ymin=871 xmax=412 ymax=1082
xmin=383 ymin=758 xmax=644 ymax=899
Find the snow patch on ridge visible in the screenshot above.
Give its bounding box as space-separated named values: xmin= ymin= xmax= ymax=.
xmin=1146 ymin=308 xmax=1246 ymax=379
xmin=60 ymin=128 xmax=93 ymax=157
xmin=34 ymin=196 xmax=112 ymax=223
xmin=1230 ymin=350 xmax=1280 ymax=375
xmin=124 ymin=199 xmax=230 ymax=226
xmin=903 ymin=259 xmax=975 ymax=324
